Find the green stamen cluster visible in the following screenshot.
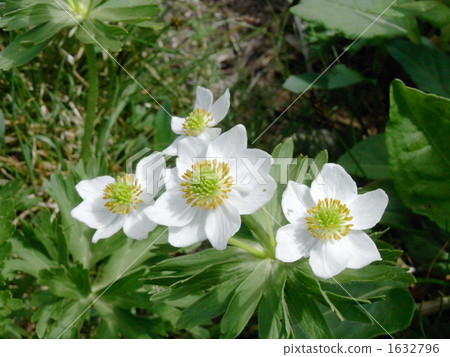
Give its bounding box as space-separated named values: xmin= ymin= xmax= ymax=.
xmin=182 ymin=108 xmax=212 ymax=136
xmin=306 ymin=198 xmax=353 ymax=241
xmin=180 ymin=159 xmax=233 ymax=210
xmin=103 ymin=174 xmax=143 ymax=214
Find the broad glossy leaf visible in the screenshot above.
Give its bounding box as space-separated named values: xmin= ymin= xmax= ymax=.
xmin=325 ymin=286 xmax=415 ymax=338
xmin=387 ymin=40 xmax=450 ymax=98
xmin=283 ymin=65 xmax=368 ymax=94
xmin=337 ymin=134 xmax=391 ymax=179
xmin=291 ymin=0 xmax=416 ymax=40
xmin=386 ymin=80 xmax=450 ymax=230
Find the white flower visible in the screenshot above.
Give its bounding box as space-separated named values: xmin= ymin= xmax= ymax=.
xmin=71 ymin=152 xmax=165 ymax=242
xmin=275 ymin=163 xmax=388 ymax=279
xmin=146 ymin=124 xmax=276 ymax=250
xmin=163 ymin=86 xmax=230 ymax=156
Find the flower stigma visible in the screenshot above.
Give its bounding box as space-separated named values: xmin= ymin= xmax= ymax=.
xmin=182 ymin=108 xmax=212 ymax=136
xmin=305 ymin=198 xmax=353 ymax=241
xmin=103 ymin=174 xmax=143 ymax=214
xmin=180 ymin=159 xmax=233 ymax=210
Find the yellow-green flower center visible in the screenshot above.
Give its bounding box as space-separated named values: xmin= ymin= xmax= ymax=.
xmin=180 ymin=159 xmax=233 ymax=210
xmin=305 ymin=198 xmax=353 ymax=241
xmin=103 ymin=174 xmax=143 ymax=214
xmin=182 ymin=108 xmax=213 ymax=136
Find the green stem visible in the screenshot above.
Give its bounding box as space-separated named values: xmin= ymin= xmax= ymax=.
xmin=241 ymin=215 xmax=275 ymax=258
xmin=80 ymin=44 xmax=99 ymax=162
xmin=228 ymin=238 xmax=267 ymax=259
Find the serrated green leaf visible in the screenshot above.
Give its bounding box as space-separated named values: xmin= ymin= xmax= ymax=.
xmin=386 ymin=80 xmax=450 ymax=230
xmin=0 ymin=21 xmax=68 ymax=70
xmin=221 ymin=260 xmax=271 ymax=338
xmin=285 ymin=278 xmax=334 ymax=338
xmin=38 ymin=263 xmax=91 ymax=300
xmin=76 ymin=19 xmax=127 ymax=52
xmin=177 ymin=278 xmax=245 ymax=330
xmin=257 ymin=261 xmax=288 ymax=338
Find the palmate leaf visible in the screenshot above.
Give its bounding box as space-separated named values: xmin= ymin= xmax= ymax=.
xmin=148 ymin=235 xmax=414 ymax=339
xmin=0 ymin=0 xmax=161 ymax=70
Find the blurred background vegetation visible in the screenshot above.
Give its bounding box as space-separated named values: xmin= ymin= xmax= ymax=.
xmin=0 ymin=0 xmax=448 ymax=338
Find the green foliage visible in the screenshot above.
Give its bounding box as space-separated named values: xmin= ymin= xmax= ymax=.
xmin=386 ymin=80 xmax=450 ymax=230
xmin=338 ymin=134 xmax=391 ymax=180
xmin=1 ymin=166 xmax=175 ymax=338
xmin=387 ymin=40 xmax=450 ymax=98
xmin=146 ymin=143 xmax=415 ymax=339
xmin=283 ymin=64 xmax=369 ymax=94
xmin=290 ymin=0 xmax=419 ymax=41
xmin=0 ymin=0 xmax=160 ymax=69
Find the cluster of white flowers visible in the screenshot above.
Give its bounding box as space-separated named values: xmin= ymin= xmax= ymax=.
xmin=72 ymin=86 xmax=388 ymax=278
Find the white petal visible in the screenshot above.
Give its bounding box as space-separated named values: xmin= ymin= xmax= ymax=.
xmin=345 ymin=230 xmax=382 ymax=269
xmin=92 ymin=215 xmax=126 ymax=243
xmin=75 ymin=176 xmax=114 ymax=201
xmin=205 ymin=203 xmax=241 ymax=250
xmin=310 ymin=163 xmax=357 ymax=204
xmin=123 ymin=207 xmax=158 ymax=240
xmin=144 ymin=191 xmax=195 ymax=227
xmin=162 ymin=136 xmax=183 ymax=156
xmin=135 ymin=152 xmax=166 ymax=196
xmin=229 ymin=174 xmax=276 ymax=215
xmin=198 ymin=127 xmax=221 ymax=140
xmin=168 ymin=210 xmax=207 ymax=247
xmin=275 ymin=222 xmax=318 ymax=262
xmin=348 ymin=189 xmax=388 ymax=230
xmin=281 ymin=181 xmax=315 ymax=224
xmin=232 ymin=148 xmax=273 ymax=189
xmin=71 ymin=199 xmax=115 ymax=229
xmin=194 ymin=86 xmax=213 ymax=111
xmin=209 ymin=88 xmax=230 ymax=126
xmin=206 ymin=124 xmax=247 ymax=159
xmin=309 ymin=239 xmax=352 ymax=279
xmin=171 ymin=116 xmax=185 ymax=135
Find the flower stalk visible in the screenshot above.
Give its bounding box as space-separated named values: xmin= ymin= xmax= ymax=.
xmin=228 ymin=238 xmax=267 ymax=259
xmin=241 ymin=215 xmax=275 ymax=258
xmin=80 ymin=44 xmax=99 ymax=162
